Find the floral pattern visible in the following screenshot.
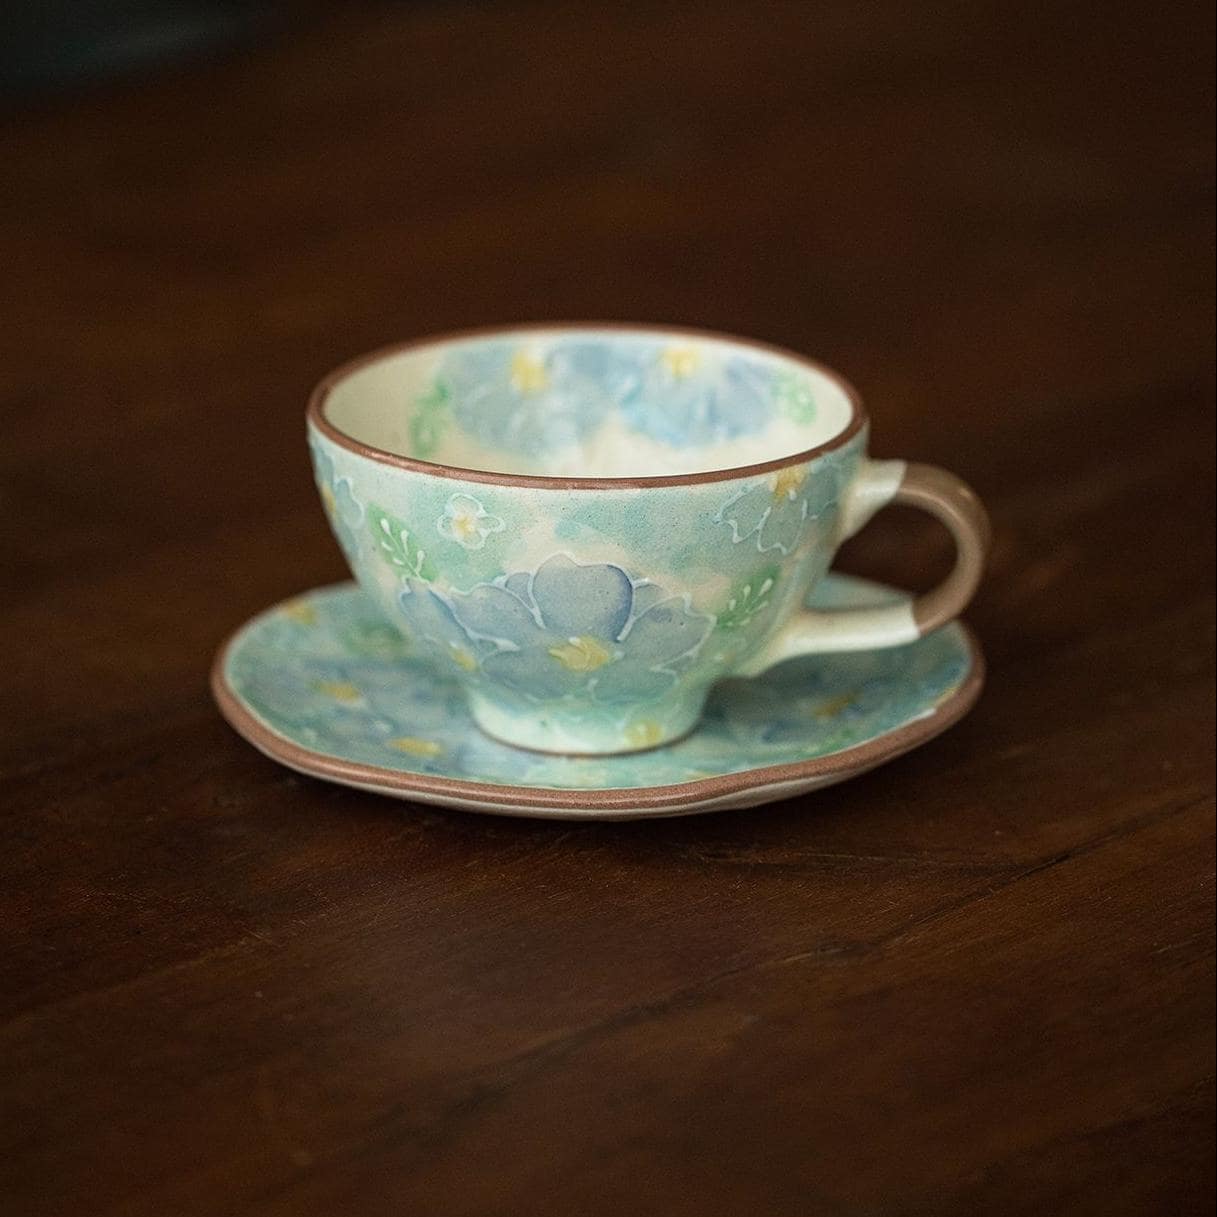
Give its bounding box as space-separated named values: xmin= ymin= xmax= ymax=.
xmin=341 ymin=618 xmax=412 ymax=660
xmin=437 ymin=493 xmax=505 ymax=550
xmin=220 ymin=575 xmax=975 ymax=794
xmin=396 ymin=554 xmax=712 ymax=705
xmin=409 ymin=381 xmax=450 ymax=459
xmin=305 ymin=338 xmax=868 ymax=752
xmin=310 ymin=441 xmax=364 ymax=562
xmin=774 ymin=369 xmax=817 ymax=422
xmin=430 ymin=337 xmax=795 ymax=454
xmin=617 ymin=344 xmax=777 ymax=446
xmin=440 ymin=341 xmax=612 ymax=454
xmin=396 ymin=580 xmax=481 ymax=674
xmin=368 ymin=506 xmax=436 ymax=580
xmin=716 ymin=465 xmax=815 ymax=555
xmin=715 ymin=564 xmax=781 ymax=631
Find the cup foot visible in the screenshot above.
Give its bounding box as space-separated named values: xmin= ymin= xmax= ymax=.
xmin=466 ymin=692 xmax=705 ymax=756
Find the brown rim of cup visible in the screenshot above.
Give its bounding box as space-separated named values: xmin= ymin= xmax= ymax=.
xmin=306 ymin=322 xmax=868 ymax=490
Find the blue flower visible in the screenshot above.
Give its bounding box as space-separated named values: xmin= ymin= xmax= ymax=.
xmin=310 ymin=441 xmax=364 ymax=562
xmin=397 ymin=582 xmax=485 ymax=676
xmin=616 ymin=343 xmax=777 ymax=446
xmin=436 ymin=337 xmax=781 ymax=454
xmin=399 ymin=555 xmax=712 ymax=704
xmin=441 ymin=341 xmax=620 ymax=454
xmin=715 ymin=464 xmax=838 ymax=555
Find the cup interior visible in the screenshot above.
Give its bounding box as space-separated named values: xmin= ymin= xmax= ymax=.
xmin=318 ymin=327 xmax=857 ymax=479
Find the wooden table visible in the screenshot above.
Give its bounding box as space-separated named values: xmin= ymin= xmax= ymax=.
xmin=2 ymin=2 xmax=1213 ymax=1213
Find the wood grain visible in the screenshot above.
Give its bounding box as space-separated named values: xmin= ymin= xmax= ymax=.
xmin=1 ymin=1 xmax=1213 ymax=1213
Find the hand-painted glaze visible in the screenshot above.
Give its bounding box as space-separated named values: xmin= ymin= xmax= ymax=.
xmin=214 ymin=575 xmax=983 ymax=819
xmin=309 ymin=430 xmax=866 ymax=751
xmin=308 ymin=326 xmax=988 ymax=753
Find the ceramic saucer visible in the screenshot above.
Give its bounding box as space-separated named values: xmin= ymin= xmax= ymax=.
xmin=212 ymin=574 xmax=983 ymax=820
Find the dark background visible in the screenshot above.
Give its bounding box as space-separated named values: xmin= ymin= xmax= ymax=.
xmin=2 ymin=2 xmax=1214 ymax=1214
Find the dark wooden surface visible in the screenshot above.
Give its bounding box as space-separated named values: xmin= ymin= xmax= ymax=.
xmin=2 ymin=2 xmax=1214 ymax=1213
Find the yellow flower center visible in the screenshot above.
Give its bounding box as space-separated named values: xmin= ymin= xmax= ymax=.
xmin=510 ymin=350 xmax=548 ymax=394
xmin=661 ymin=346 xmax=700 ymax=379
xmin=315 ymin=680 xmax=361 ymax=703
xmin=548 ymin=636 xmax=613 ymax=672
xmin=452 ymin=512 xmax=479 ymax=539
xmin=387 ymin=736 xmax=443 ymax=757
xmin=449 ymin=646 xmax=478 ymax=672
xmin=814 ymin=691 xmax=858 ymax=721
xmin=282 ymin=600 xmax=317 ymax=625
xmin=624 ymin=720 xmax=664 ymax=748
xmin=772 ymin=464 xmax=807 ymax=501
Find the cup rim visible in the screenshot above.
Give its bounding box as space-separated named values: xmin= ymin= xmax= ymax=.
xmin=307 ymin=322 xmax=867 ymax=490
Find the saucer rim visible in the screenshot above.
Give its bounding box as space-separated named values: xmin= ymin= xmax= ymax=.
xmin=210 ymin=582 xmax=985 ymax=812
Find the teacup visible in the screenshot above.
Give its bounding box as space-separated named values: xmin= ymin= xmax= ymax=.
xmin=307 ymin=324 xmax=989 ymax=754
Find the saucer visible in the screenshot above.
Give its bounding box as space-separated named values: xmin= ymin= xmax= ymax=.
xmin=212 ymin=575 xmax=983 ymax=820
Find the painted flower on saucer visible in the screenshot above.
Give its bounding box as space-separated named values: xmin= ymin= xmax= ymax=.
xmin=212 ymin=574 xmax=984 ymax=819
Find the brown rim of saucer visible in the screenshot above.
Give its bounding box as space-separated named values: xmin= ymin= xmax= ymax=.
xmin=307 ymin=322 xmax=868 ymax=490
xmin=210 ymin=615 xmax=984 ymax=814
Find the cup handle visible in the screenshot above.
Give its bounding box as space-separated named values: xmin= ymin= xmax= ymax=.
xmin=736 ymin=460 xmax=991 ymax=674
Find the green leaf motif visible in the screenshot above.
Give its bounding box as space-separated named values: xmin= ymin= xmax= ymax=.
xmin=415 ymin=380 xmax=449 ymax=412
xmin=775 ymin=372 xmax=816 ymax=423
xmin=716 ymin=565 xmax=780 ymax=631
xmin=368 ymin=506 xmax=437 ymax=581
xmin=410 ymin=380 xmax=450 ymax=459
xmin=409 ymin=412 xmax=444 ymax=459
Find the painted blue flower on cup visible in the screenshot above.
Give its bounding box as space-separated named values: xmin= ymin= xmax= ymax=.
xmin=310 ymin=441 xmax=364 ymax=561
xmin=396 ymin=580 xmax=483 ymax=675
xmin=397 ymin=554 xmax=712 ymax=704
xmin=715 ymin=466 xmax=814 ymax=555
xmin=436 ymin=337 xmax=781 ymax=454
xmin=617 ymin=343 xmax=777 ymax=446
xmin=441 ymin=341 xmax=616 ymax=454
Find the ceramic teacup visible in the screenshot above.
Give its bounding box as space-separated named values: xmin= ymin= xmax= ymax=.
xmin=307 ymin=324 xmax=989 ymax=755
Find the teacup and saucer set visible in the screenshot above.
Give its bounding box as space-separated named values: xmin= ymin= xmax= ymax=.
xmin=212 ymin=325 xmax=989 ymax=820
